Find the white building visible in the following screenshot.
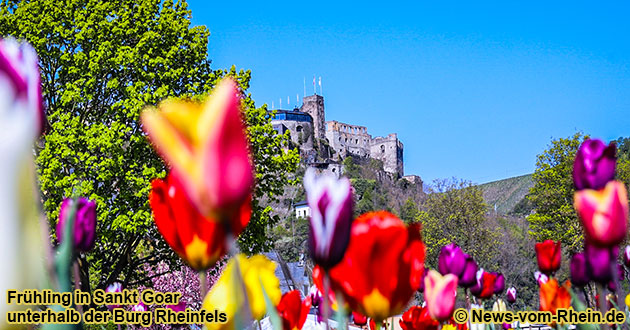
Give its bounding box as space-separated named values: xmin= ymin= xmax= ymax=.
xmin=295 ymin=201 xmax=310 ymax=218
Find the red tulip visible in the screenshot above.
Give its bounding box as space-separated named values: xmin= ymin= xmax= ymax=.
xmin=314 ymin=211 xmax=425 ymax=322
xmin=399 ymin=306 xmax=439 ymax=330
xmin=277 ymin=290 xmax=312 ymax=330
xmin=142 ymin=78 xmax=254 ymax=218
xmin=470 ymin=269 xmax=497 ymax=300
xmin=539 ymin=279 xmax=571 ymax=315
xmin=574 ymin=180 xmax=629 ymax=247
xmin=535 ymin=240 xmax=561 ymax=274
xmin=149 ymin=173 xmax=250 ymax=270
xmin=424 ymin=270 xmax=458 ymax=321
xmin=353 ymin=311 xmax=368 ymax=326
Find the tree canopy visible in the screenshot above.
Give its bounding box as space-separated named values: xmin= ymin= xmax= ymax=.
xmin=1 ymin=0 xmax=298 ymax=291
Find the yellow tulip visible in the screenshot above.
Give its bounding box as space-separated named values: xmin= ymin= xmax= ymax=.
xmin=203 ymin=254 xmax=281 ymax=330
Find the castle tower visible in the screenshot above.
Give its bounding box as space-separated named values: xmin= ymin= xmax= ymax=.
xmin=301 ymin=94 xmax=325 ymax=141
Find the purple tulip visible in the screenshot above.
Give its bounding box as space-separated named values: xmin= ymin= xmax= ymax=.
xmin=573 ymin=139 xmax=616 ymax=190
xmin=506 ymin=287 xmax=517 ymax=303
xmin=585 ymin=243 xmax=615 ymax=283
xmin=308 ymin=285 xmax=323 ymax=307
xmin=132 ymin=301 xmax=146 ymax=312
xmin=534 ymin=271 xmax=548 ymax=285
xmin=623 ymin=246 xmax=630 ymax=267
xmin=418 ymin=268 xmax=429 ymax=292
xmin=105 ymin=283 xmax=122 ymax=310
xmin=608 ymin=264 xmax=625 ymax=291
xmin=56 ymin=197 xmax=97 ymax=252
xmin=304 ymin=168 xmax=354 ymax=269
xmin=438 ymin=243 xmax=467 ymax=277
xmin=493 ymin=273 xmax=505 ymax=294
xmin=459 ymin=255 xmax=478 ymax=288
xmin=570 ymin=253 xmax=590 ymax=286
xmin=167 ymin=301 xmax=186 ymax=312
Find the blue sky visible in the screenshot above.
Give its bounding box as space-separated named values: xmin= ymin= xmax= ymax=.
xmin=186 ymin=1 xmax=630 ymax=184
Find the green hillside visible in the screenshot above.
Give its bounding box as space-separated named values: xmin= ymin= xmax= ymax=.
xmin=478 ymin=174 xmax=533 ymax=214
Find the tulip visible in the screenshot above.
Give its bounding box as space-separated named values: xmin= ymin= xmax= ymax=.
xmin=573 ymin=139 xmax=616 ymax=191
xmin=141 ymin=78 xmax=254 ymax=218
xmin=0 ymin=38 xmax=45 ymax=134
xmin=459 ymin=254 xmax=478 ymax=288
xmin=470 ymin=269 xmax=497 ymax=299
xmin=570 ymin=253 xmax=590 ymax=286
xmin=304 ymin=168 xmax=353 ymax=269
xmin=574 ymin=180 xmax=629 ymax=247
xmin=438 ymin=243 xmax=467 ymax=277
xmin=308 ymin=285 xmax=323 ymax=307
xmin=399 ymin=306 xmax=439 ymax=330
xmin=506 ymin=287 xmax=517 ymax=304
xmin=277 ymin=290 xmax=312 ymax=330
xmin=534 ymin=271 xmax=548 ymax=285
xmin=492 ymin=299 xmax=506 ymax=312
xmin=56 ymin=197 xmax=97 ymax=252
xmin=539 ymin=279 xmax=571 ymax=315
xmin=149 ymin=174 xmax=250 ymax=270
xmin=418 ymin=268 xmax=428 ymax=293
xmin=585 ymin=243 xmax=615 ymax=283
xmin=424 ymin=270 xmax=458 ymax=321
xmin=132 ymin=302 xmax=147 ymax=312
xmin=353 ymin=311 xmax=368 ymax=326
xmin=493 ymin=273 xmax=505 ymax=294
xmin=314 ymin=211 xmax=425 ymax=322
xmin=607 ymin=264 xmax=624 ymax=291
xmin=167 ymin=301 xmax=186 ymax=312
xmin=0 ymin=38 xmax=46 ymax=325
xmin=202 ymin=254 xmax=281 ymax=330
xmin=623 ymin=246 xmax=630 ymax=267
xmin=535 ymin=240 xmax=561 ymax=274
xmin=106 ymin=283 xmax=123 ymax=310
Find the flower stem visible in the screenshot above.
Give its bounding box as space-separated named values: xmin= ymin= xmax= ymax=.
xmin=597 ymin=283 xmax=609 ymax=330
xmin=73 ymin=261 xmax=83 ymax=314
xmin=611 ymin=260 xmax=627 ymax=330
xmin=199 ymin=271 xmax=208 ymax=298
xmin=323 ymin=272 xmax=331 ymax=330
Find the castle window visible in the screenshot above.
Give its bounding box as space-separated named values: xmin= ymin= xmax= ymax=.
xmin=381 ymin=145 xmax=385 ymax=153
xmin=355 ymin=139 xmax=358 ymax=144
xmin=296 ymin=125 xmax=303 ymax=132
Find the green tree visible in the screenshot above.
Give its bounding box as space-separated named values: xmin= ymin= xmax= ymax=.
xmin=1 ymin=0 xmax=298 ymax=291
xmin=399 ymin=197 xmax=419 ymax=224
xmin=527 ymin=133 xmax=586 ymax=253
xmin=419 ymin=178 xmax=500 ymax=269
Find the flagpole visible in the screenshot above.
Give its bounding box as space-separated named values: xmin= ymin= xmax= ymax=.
xmin=303 ymin=77 xmax=306 ymax=98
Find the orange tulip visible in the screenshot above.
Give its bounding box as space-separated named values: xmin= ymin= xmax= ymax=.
xmin=539 ymin=279 xmax=571 ymax=315
xmin=141 ymin=78 xmax=254 ymax=219
xmin=424 ymin=270 xmax=458 ymax=321
xmin=314 ymin=211 xmax=425 ymax=322
xmin=574 ymin=180 xmax=629 ymax=247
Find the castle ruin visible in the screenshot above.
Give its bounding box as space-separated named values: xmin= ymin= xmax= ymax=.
xmin=270 ymin=93 xmax=404 ymax=177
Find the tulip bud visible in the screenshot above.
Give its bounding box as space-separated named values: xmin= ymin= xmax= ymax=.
xmin=535 ymin=240 xmax=561 ymax=275
xmin=570 ymin=253 xmax=590 ymax=287
xmin=573 ymin=139 xmax=616 ymax=191
xmin=353 ymin=311 xmax=367 ymax=326
xmin=424 ymin=270 xmax=458 ymax=321
xmin=56 ymin=197 xmax=97 ymax=252
xmin=534 ymin=271 xmax=548 ymax=285
xmin=132 ymin=302 xmax=146 ymax=312
xmin=459 ymin=254 xmax=478 ymax=288
xmin=304 ymin=168 xmax=354 ymax=269
xmin=623 ymin=246 xmax=630 ymax=267
xmin=493 ymin=273 xmax=505 ymax=294
xmin=506 ymin=287 xmax=517 ymax=304
xmin=167 ymin=301 xmax=186 ymax=312
xmin=106 ymin=283 xmax=123 ymax=310
xmin=585 ymin=243 xmax=615 ymax=283
xmin=308 ymin=285 xmax=323 ymax=307
xmin=438 ymin=243 xmax=467 ymax=277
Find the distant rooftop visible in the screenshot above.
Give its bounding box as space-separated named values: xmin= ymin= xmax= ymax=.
xmin=269 ymin=109 xmax=313 ymax=123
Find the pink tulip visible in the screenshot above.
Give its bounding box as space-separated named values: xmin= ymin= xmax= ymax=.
xmin=141 ymin=78 xmax=253 ymax=217
xmin=424 ymin=270 xmax=458 ymax=321
xmin=574 ymin=180 xmax=629 ymax=247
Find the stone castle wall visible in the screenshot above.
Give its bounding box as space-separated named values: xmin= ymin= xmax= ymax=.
xmin=270 ymin=94 xmax=405 ymax=177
